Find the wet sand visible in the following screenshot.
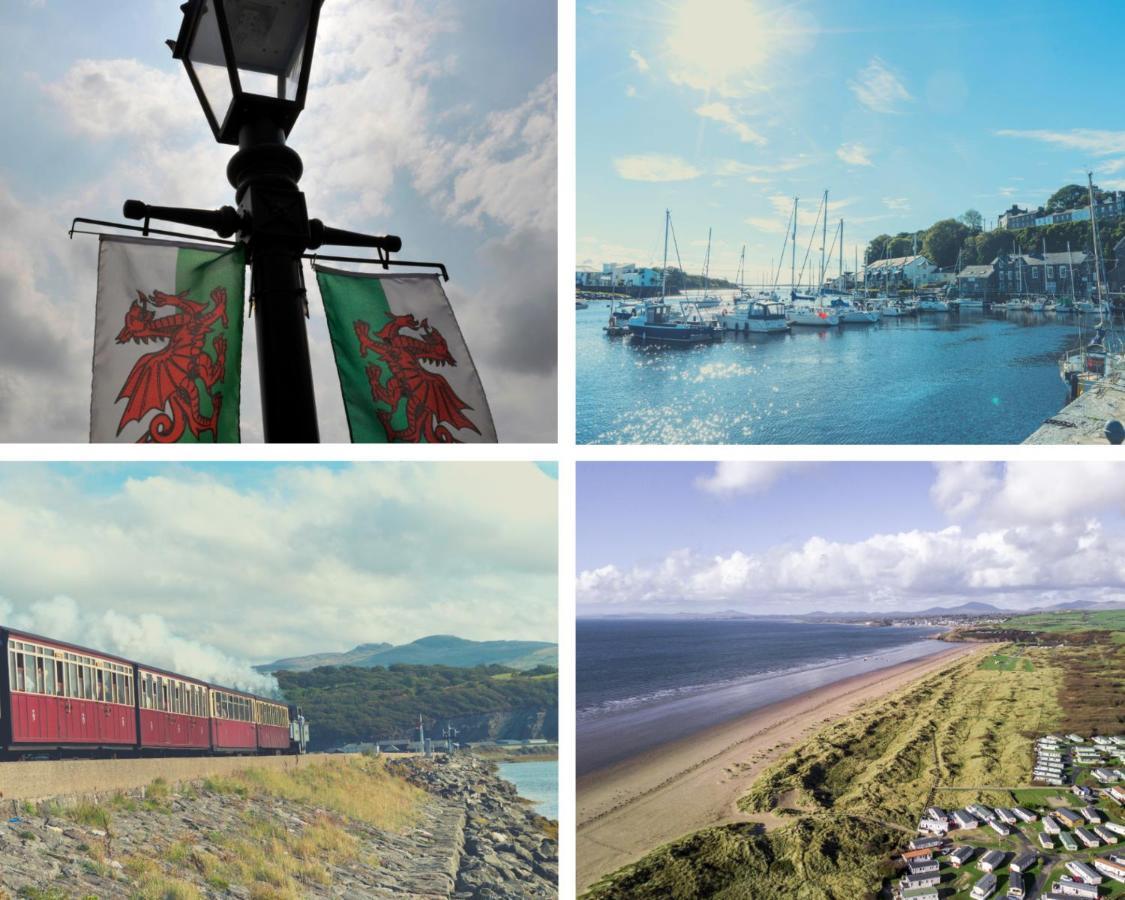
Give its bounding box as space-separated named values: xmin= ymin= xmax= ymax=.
xmin=576 ymin=642 xmax=982 ymax=893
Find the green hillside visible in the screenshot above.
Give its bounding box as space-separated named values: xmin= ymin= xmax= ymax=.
xmin=276 ymin=663 xmax=558 ymax=750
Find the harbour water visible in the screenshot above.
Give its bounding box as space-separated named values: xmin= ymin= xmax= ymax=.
xmin=576 ymin=618 xmax=946 ymax=775
xmin=577 ymin=297 xmax=1109 ymax=444
xmin=496 ymin=760 xmax=558 ymax=820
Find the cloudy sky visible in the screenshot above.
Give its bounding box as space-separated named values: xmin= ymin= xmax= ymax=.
xmin=0 ymin=462 xmax=558 ymax=691
xmin=578 ymin=0 xmax=1125 ymax=280
xmin=578 ymin=461 xmax=1125 ymax=615
xmin=0 ymin=0 xmax=556 ymax=442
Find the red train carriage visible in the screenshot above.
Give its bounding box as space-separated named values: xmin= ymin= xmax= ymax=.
xmin=254 ymin=698 xmax=291 ymax=752
xmin=137 ymin=665 xmax=210 ymax=752
xmin=2 ymin=629 xmax=137 ymax=754
xmin=209 ymin=686 xmax=257 ymax=752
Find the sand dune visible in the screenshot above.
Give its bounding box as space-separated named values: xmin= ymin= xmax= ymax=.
xmin=576 ymin=643 xmax=981 ymax=893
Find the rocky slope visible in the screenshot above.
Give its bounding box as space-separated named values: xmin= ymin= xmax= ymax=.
xmin=0 ymin=755 xmax=556 ymax=899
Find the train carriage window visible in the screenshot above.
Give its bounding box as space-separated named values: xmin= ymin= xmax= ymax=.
xmin=26 ymin=655 xmax=38 ymax=693
xmin=55 ymin=661 xmax=64 ymax=696
xmin=44 ymin=657 xmax=55 ymax=696
xmin=95 ymin=669 xmax=104 ymax=702
xmin=161 ymin=680 xmax=170 ymax=712
xmin=7 ymin=649 xmax=16 ymax=691
xmin=68 ymin=663 xmax=78 ymax=699
xmin=14 ymin=653 xmax=26 ymax=692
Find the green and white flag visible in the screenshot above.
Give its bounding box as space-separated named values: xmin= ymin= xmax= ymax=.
xmin=90 ymin=236 xmax=246 ymax=443
xmin=315 ymin=267 xmax=497 ymax=443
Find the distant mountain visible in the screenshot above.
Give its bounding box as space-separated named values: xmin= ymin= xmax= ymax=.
xmin=256 ymin=634 xmax=557 ymax=674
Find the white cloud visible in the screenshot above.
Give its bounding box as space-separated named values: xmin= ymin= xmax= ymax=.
xmin=995 ymin=129 xmax=1125 ymax=157
xmin=849 ymin=57 xmax=912 ymax=113
xmin=614 ymin=154 xmax=702 ymax=182
xmin=0 ymin=463 xmax=558 ymax=658
xmin=883 ymin=197 xmax=911 ymax=211
xmin=625 ymin=85 xmax=637 ymax=98
xmin=837 ymin=142 xmax=873 ymax=166
xmin=696 ymin=462 xmax=796 ymax=496
xmin=931 ymin=462 xmax=1002 ymax=519
xmin=629 ymin=49 xmax=650 ymax=73
xmin=695 ymin=102 xmax=767 ymax=145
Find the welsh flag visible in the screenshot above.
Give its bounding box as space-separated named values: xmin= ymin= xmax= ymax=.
xmin=90 ymin=236 xmax=245 ymax=443
xmin=315 ymin=267 xmax=497 ymax=442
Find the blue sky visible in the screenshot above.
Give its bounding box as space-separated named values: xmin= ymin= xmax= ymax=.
xmin=577 ymin=461 xmax=1125 ymax=615
xmin=0 ymin=461 xmax=557 ymax=686
xmin=577 ymin=0 xmax=1125 ymax=281
xmin=0 ymin=0 xmax=556 ymax=441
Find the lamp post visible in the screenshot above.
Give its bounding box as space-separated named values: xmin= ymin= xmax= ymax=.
xmin=122 ymin=0 xmax=402 ymax=442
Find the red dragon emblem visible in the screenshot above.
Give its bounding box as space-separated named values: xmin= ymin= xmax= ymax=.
xmin=354 ymin=313 xmax=479 ymax=442
xmin=114 ymin=287 xmax=228 ymax=442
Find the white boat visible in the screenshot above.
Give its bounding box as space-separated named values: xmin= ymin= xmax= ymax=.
xmin=880 ymin=302 xmax=906 ymax=318
xmin=916 ymin=295 xmax=950 ymax=312
xmin=955 ymin=297 xmax=985 ymax=310
xmin=787 ymin=299 xmax=840 ymax=326
xmin=692 ymin=294 xmax=722 ymax=309
xmin=828 ymin=295 xmax=881 ymax=323
xmin=720 ymin=300 xmax=790 ymax=334
xmin=1074 ymin=300 xmax=1101 ymax=314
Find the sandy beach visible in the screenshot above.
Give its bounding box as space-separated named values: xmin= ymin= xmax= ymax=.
xmin=576 ymin=642 xmax=982 ymax=893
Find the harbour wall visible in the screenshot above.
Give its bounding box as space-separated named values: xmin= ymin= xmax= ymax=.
xmin=1024 ymin=373 xmax=1125 ymax=443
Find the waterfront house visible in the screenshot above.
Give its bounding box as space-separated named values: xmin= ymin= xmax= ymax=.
xmin=971 ymin=872 xmax=997 ymax=899
xmin=1066 ymin=860 xmax=1102 ymax=884
xmin=1052 ymin=880 xmax=1098 ymax=899
xmin=1075 ymin=827 xmax=1101 ymax=848
xmin=1010 ymin=851 xmax=1037 ymax=873
xmin=997 ymin=192 xmax=1125 ymax=230
xmin=979 ymin=850 xmax=1007 ymax=873
xmin=865 ymin=255 xmax=936 ymax=291
xmin=1093 ymin=857 xmax=1125 ymax=884
xmin=949 ymin=845 xmax=975 ymax=868
xmin=956 ymin=263 xmax=997 ymax=299
xmin=992 ymin=251 xmax=1094 ymax=299
xmin=1056 ymin=808 xmax=1084 ymax=828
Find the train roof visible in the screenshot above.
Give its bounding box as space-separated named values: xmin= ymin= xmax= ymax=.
xmin=3 ymin=627 xmax=135 ymax=667
xmin=4 ymin=626 xmax=284 ymax=708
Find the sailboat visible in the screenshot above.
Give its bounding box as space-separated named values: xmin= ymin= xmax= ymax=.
xmin=627 ymin=210 xmax=721 ymax=343
xmin=691 ymin=228 xmax=722 ymax=309
xmin=785 ymin=193 xmax=842 ymax=326
xmin=1058 ymin=174 xmax=1122 ymax=398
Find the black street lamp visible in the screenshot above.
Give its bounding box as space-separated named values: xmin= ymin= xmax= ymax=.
xmin=122 ymin=0 xmax=402 ymax=442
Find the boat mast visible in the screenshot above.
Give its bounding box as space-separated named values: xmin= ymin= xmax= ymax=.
xmin=1043 ymin=235 xmax=1048 ymax=299
xmin=1068 ymin=241 xmax=1076 ymax=302
xmin=661 ymin=208 xmax=670 ymax=302
xmin=1088 ymin=172 xmax=1106 ymax=306
xmin=820 ymin=189 xmax=829 ymax=294
xmin=703 ymin=226 xmax=712 ymax=295
xmin=839 ymin=219 xmax=844 ymax=288
xmin=790 ymin=197 xmax=797 ymax=297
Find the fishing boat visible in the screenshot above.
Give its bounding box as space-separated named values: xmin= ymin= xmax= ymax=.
xmin=603 ymin=300 xmax=631 ymax=336
xmin=719 ymin=299 xmax=790 ymax=334
xmin=576 ymin=299 xmax=589 ymax=310
xmin=628 ymin=211 xmax=721 ymax=344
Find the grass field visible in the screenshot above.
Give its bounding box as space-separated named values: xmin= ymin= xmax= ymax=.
xmin=1003 ymin=609 xmax=1125 ymax=633
xmin=978 ymin=651 xmax=1033 ymax=672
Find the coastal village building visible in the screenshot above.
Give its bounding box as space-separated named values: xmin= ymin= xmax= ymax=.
xmin=991 ymin=251 xmax=1095 ymax=298
xmin=907 ymin=859 xmax=939 ymax=876
xmin=1075 ymin=826 xmax=1101 ymax=848
xmin=979 ymin=850 xmax=1007 ymax=872
xmin=1094 ymin=857 xmax=1125 ymax=883
xmin=576 ymin=263 xmax=663 ymax=289
xmin=864 ymin=255 xmax=936 ymax=290
xmin=1081 ymin=806 xmax=1103 ymax=823
xmin=949 ymin=846 xmax=975 ymax=868
xmin=1042 ymin=815 xmax=1062 ymax=834
xmin=1056 ymin=808 xmax=1084 ymax=828
xmin=956 ymin=264 xmax=998 ymax=298
xmin=988 ymin=819 xmax=1011 ymax=836
xmin=1010 ymin=852 xmax=1037 ymax=873
xmin=997 ymin=191 xmax=1125 ymax=229
xmin=1059 ymin=831 xmax=1079 ymax=852
xmin=1039 ymin=832 xmax=1055 ymax=849
xmin=953 ymin=810 xmax=979 ymax=830
xmin=1013 ymin=807 xmax=1038 ymax=823
xmin=1052 ymin=880 xmax=1099 ymax=899
xmin=901 ymin=888 xmax=939 ymax=900
xmin=1066 ymin=860 xmax=1101 ymax=884
xmin=901 ymin=872 xmax=941 ymax=890
xmin=971 ymin=872 xmax=997 ymax=899
xmin=1095 ymin=826 xmax=1118 ymax=844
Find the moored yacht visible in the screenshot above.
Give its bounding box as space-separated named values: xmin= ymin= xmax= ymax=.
xmin=720 ymin=299 xmax=790 ymax=334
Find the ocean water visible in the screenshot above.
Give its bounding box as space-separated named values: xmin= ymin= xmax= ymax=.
xmin=497 ymin=760 xmax=558 ymax=820
xmin=576 ymin=618 xmax=947 ymax=775
xmin=577 ymin=299 xmax=1111 ymax=444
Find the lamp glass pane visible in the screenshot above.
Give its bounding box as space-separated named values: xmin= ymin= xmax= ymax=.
xmin=186 ymin=1 xmax=235 ymax=127
xmin=227 ymin=0 xmax=312 ymax=85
